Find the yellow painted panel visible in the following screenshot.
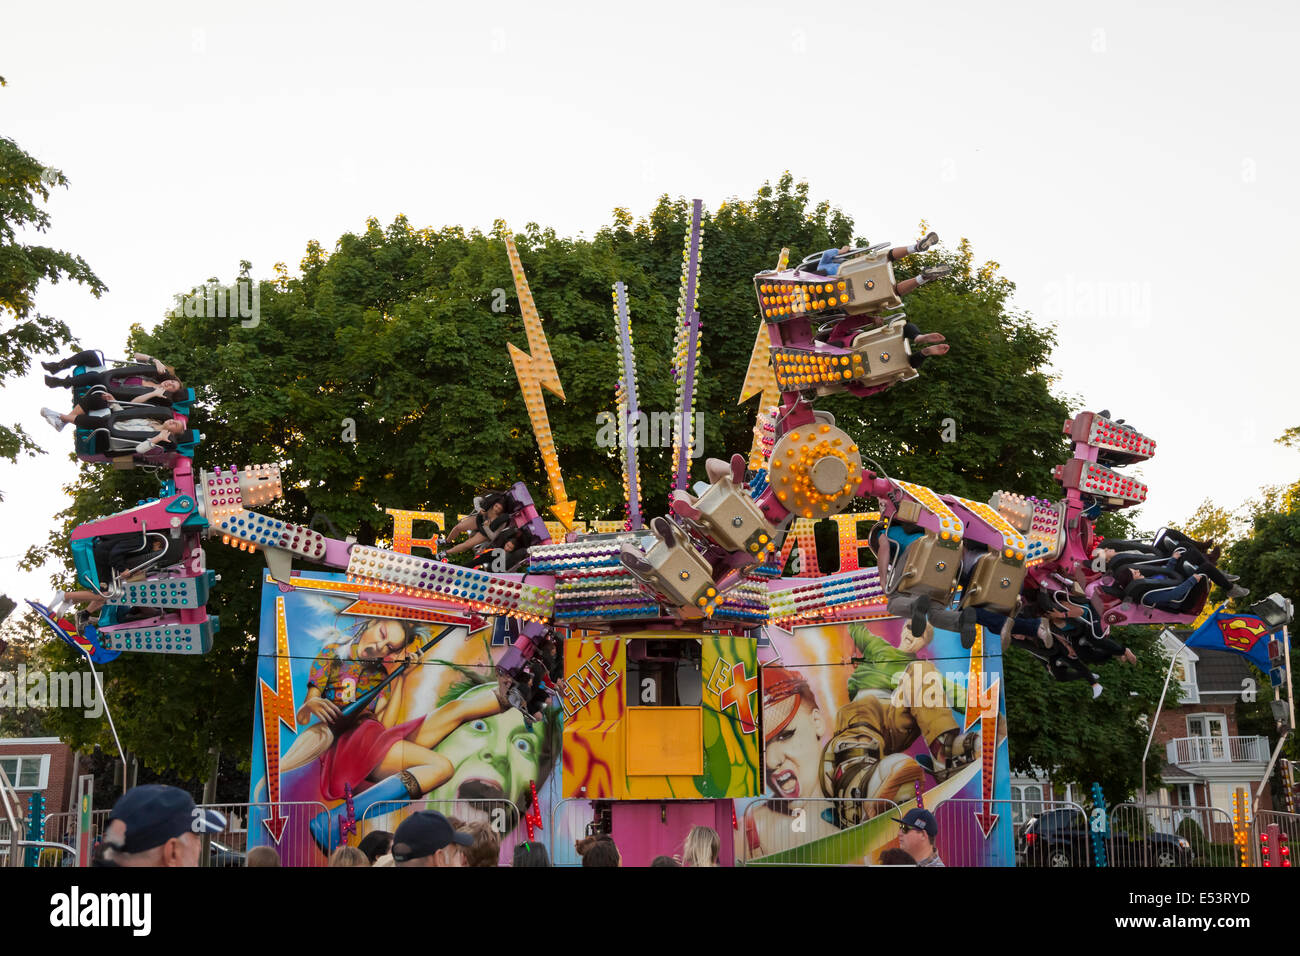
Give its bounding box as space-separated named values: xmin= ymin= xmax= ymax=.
xmin=562 ymin=718 xmax=624 ymax=799
xmin=625 ymin=707 xmax=704 ymax=776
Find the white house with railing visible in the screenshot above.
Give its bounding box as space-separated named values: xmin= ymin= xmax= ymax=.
xmin=1146 ymin=630 xmax=1278 ymax=837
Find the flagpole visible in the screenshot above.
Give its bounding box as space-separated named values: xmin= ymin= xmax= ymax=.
xmin=1142 ymin=628 xmax=1193 ymax=804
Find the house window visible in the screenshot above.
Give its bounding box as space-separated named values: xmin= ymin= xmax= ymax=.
xmin=1173 ymin=657 xmax=1199 ymax=704
xmin=1011 ymin=784 xmax=1044 ymax=824
xmin=1187 ymin=714 xmax=1228 ymax=761
xmin=0 ymin=755 xmax=50 ymax=791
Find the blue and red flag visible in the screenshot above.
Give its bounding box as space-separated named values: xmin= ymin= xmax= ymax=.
xmin=1183 ymin=603 xmax=1276 ymax=672
xmin=25 ymin=599 xmax=121 ymax=664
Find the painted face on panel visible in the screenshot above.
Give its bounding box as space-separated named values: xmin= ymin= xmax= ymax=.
xmin=428 ymin=691 xmax=547 ymax=809
xmin=355 ymin=619 xmax=411 ymax=660
xmin=765 ymin=701 xmax=825 ymax=799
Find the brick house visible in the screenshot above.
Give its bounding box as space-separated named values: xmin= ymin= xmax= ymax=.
xmin=1009 ymin=628 xmax=1277 ymax=841
xmin=1144 ymin=630 xmax=1274 ymax=841
xmin=0 ymin=737 xmax=78 ymax=821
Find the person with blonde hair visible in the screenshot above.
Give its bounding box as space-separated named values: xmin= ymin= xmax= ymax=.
xmin=682 ymin=825 xmax=720 ymax=867
xmin=329 ymin=845 xmax=370 ymax=867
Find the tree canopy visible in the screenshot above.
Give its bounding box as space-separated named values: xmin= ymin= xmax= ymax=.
xmin=0 ymin=79 xmax=107 ymax=493
xmin=1223 ymin=430 xmax=1300 ymax=768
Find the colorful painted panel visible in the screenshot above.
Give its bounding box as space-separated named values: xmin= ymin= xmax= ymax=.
xmin=561 ymin=629 xmax=761 ymax=800
xmin=248 ymin=571 xmax=562 ymax=865
xmin=739 ymin=616 xmax=1013 ymax=866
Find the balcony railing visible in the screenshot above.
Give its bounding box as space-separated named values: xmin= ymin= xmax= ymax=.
xmin=1166 ymin=736 xmax=1270 ymax=765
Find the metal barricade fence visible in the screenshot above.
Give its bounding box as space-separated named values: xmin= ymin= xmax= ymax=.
xmin=1108 ymin=803 xmax=1235 ymax=867
xmin=1254 ymin=810 xmax=1300 ymax=867
xmin=549 ymin=797 xmax=597 ymax=866
xmin=29 ymin=841 xmax=78 ymax=867
xmin=930 ymin=797 xmax=1056 ymax=867
xmin=0 ymin=819 xmax=14 ymax=867
xmin=357 ymin=797 xmax=525 ymax=863
xmin=0 ymin=811 xmax=109 ymax=867
xmin=1012 ymin=801 xmax=1091 ymax=868
xmin=42 ymin=809 xmax=110 ymax=853
xmin=214 ymin=801 xmax=330 ymax=867
xmin=739 ymin=798 xmax=902 ymax=866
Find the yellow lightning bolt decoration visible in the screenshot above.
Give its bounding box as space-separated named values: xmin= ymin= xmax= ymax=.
xmin=739 ymin=247 xmax=788 ymax=469
xmin=504 ymin=231 xmax=577 ymax=529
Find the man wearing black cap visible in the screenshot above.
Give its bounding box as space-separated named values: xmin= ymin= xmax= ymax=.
xmin=97 ymin=785 xmax=226 ymax=867
xmin=895 ymin=808 xmax=943 ymax=867
xmin=391 ymin=810 xmax=473 ymax=867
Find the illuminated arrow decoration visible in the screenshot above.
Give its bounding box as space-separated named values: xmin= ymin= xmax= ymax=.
xmin=669 ymin=199 xmax=704 ymax=495
xmin=738 ymin=247 xmax=786 ymax=470
xmin=504 ymin=232 xmax=577 ymax=529
xmin=612 ymin=281 xmax=643 ymax=530
xmin=258 ymin=596 xmax=297 ymax=843
xmin=962 ymin=624 xmax=1001 ymax=839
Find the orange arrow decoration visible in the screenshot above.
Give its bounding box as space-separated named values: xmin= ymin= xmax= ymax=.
xmin=258 ymin=596 xmax=297 ymax=843
xmin=503 ymin=231 xmax=576 ymax=528
xmin=962 ymin=624 xmax=1001 ymax=839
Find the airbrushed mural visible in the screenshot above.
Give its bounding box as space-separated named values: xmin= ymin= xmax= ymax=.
xmin=246 ymin=559 xmax=1012 ymax=866
xmin=247 ymin=571 xmax=563 ymax=866
xmin=740 ymin=615 xmax=1013 ymax=866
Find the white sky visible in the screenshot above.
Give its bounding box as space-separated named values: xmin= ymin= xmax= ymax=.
xmin=2 ymin=0 xmax=1298 ymax=607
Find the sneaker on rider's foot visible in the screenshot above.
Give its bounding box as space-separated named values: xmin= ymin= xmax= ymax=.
xmin=41 ymin=408 xmax=67 ymax=431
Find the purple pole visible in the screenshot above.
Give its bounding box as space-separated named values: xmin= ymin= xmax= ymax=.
xmin=614 ymin=281 xmax=643 ymax=530
xmin=674 ymin=199 xmax=703 ymax=493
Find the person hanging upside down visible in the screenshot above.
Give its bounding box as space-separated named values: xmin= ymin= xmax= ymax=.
xmin=43 ymin=349 xmax=178 ymax=379
xmin=41 ymin=381 xmax=182 ymax=433
xmin=47 ymin=537 xmax=169 ymax=616
xmin=122 ymin=418 xmax=186 ymax=454
xmin=45 ymin=367 xmax=186 ymax=404
xmin=1096 ymin=528 xmax=1245 ymax=599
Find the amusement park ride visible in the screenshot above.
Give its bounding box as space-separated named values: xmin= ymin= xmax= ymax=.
xmin=29 ymin=200 xmax=1294 ymax=862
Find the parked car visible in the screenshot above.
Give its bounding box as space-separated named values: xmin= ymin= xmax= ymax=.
xmin=1021 ymin=808 xmax=1194 ymax=867
xmin=209 ymin=838 xmax=245 ymax=867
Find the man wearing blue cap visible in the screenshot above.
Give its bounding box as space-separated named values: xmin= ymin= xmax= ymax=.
xmin=391 ymin=810 xmax=473 ymax=867
xmin=97 ymin=785 xmax=226 ymax=867
xmin=895 ymin=808 xmax=943 ymax=866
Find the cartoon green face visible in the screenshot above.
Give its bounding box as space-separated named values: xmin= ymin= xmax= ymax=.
xmin=428 ymin=703 xmax=547 ymax=809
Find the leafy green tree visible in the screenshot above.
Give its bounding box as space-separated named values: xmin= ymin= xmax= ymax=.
xmin=0 ymin=78 xmax=107 ymax=493
xmin=0 ymin=636 xmax=50 ymax=739
xmin=1225 ymin=429 xmax=1300 ymax=768
xmin=21 ymin=172 xmax=1167 ymax=797
xmin=1004 ymin=626 xmax=1178 ymax=804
